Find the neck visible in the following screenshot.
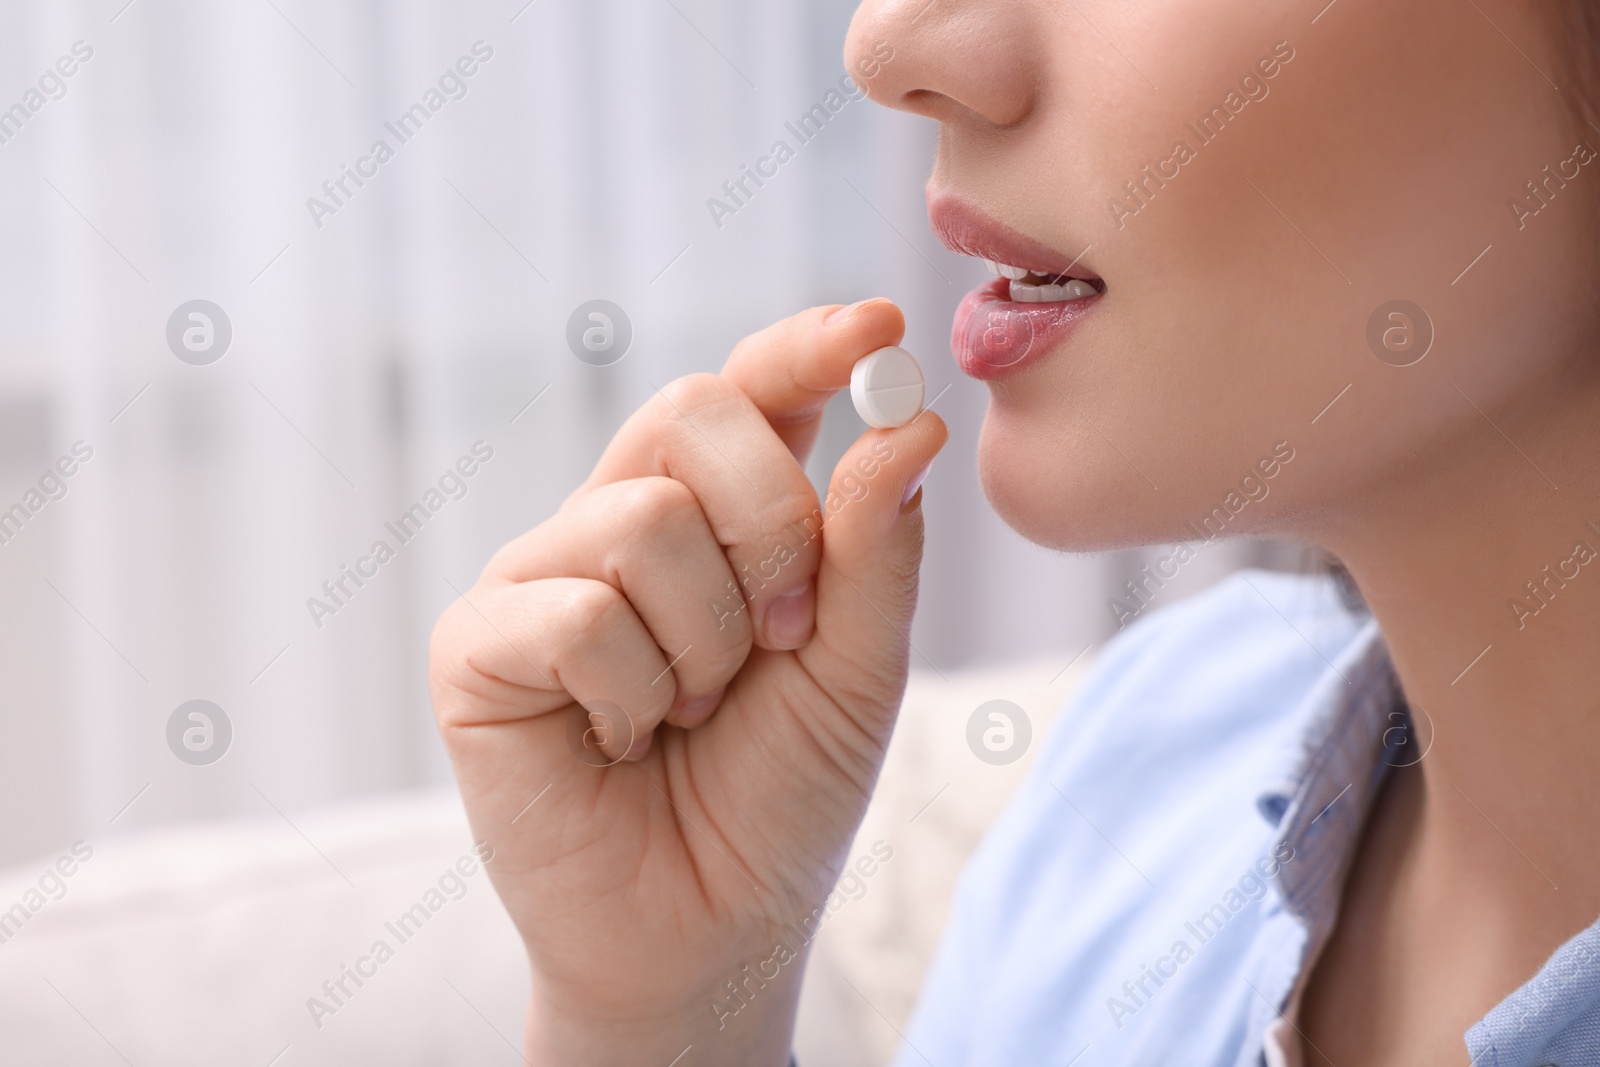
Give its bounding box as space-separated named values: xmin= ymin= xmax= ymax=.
xmin=1320 ymin=375 xmax=1600 ymax=952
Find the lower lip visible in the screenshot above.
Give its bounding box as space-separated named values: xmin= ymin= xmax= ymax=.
xmin=951 ymin=278 xmax=1102 ymax=380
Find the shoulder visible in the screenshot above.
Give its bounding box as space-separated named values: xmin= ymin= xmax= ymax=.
xmin=1047 ymin=568 xmax=1369 ymax=776
xmin=956 ymin=567 xmax=1376 ymax=936
xmin=897 ymin=570 xmax=1378 ymax=1065
xmin=953 ymin=567 xmax=1374 ymax=906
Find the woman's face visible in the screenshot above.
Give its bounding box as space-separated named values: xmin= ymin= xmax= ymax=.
xmin=846 ymin=0 xmax=1600 ymax=553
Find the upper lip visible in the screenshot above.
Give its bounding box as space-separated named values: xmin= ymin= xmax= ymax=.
xmin=927 ymin=191 xmax=1099 ymax=281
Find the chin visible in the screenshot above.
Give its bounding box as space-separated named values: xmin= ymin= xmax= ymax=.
xmin=976 ymin=398 xmax=1242 ymax=553
xmin=976 ymin=404 xmax=1131 ymax=553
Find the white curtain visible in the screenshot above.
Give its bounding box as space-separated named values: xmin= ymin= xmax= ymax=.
xmin=0 ymin=0 xmax=1282 ymax=868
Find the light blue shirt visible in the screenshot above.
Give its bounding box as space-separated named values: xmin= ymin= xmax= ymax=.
xmin=892 ymin=569 xmax=1600 ymax=1067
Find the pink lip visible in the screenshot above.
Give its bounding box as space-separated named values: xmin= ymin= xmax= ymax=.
xmin=929 ymin=193 xmax=1104 ymax=380
xmin=951 ymin=279 xmax=1102 ymax=379
xmin=928 ymin=195 xmax=1097 ymax=278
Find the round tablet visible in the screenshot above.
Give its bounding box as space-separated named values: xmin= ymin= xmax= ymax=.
xmin=850 ymin=346 xmax=925 ymax=429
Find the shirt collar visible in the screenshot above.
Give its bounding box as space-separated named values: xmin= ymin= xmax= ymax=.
xmin=1252 ymin=614 xmax=1600 ymax=1065
xmin=1254 ymin=616 xmax=1404 ymax=945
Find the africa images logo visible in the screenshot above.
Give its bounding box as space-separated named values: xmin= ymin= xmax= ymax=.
xmin=1105 ymin=842 xmax=1296 ymax=1029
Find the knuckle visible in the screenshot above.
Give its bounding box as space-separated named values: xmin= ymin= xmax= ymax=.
xmin=655 ymin=372 xmax=739 ymax=419
xmin=605 ymin=479 xmax=712 ymax=581
xmin=754 ymin=485 xmax=823 ymax=548
xmin=425 ymin=598 xmax=480 ymax=687
xmin=480 ymin=522 xmax=550 ymax=581
xmin=555 ymin=580 xmax=628 ymax=647
xmin=426 ymin=600 xmax=472 ymax=711
xmin=700 ymin=573 xmax=756 ymax=647
xmin=699 ymin=609 xmax=755 ymax=672
xmin=727 ymin=328 xmax=772 ymax=367
xmin=611 ymin=477 xmax=700 ymax=541
xmin=427 ymin=591 xmax=521 ymax=729
xmin=427 ymin=597 xmax=468 ymax=669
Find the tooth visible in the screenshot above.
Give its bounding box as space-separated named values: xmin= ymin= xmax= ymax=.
xmin=1037 ymin=284 xmax=1065 ymax=302
xmin=998 ymin=263 xmax=1028 ymax=280
xmin=1009 ymin=280 xmax=1041 ymax=302
xmin=1064 ymin=279 xmax=1096 ymax=299
xmin=983 ymin=259 xmax=1000 ymax=276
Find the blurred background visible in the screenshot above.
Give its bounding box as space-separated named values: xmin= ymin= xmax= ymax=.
xmin=0 ymin=0 xmax=1304 ymax=1061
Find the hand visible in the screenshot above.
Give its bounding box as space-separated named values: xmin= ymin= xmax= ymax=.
xmin=429 ymin=299 xmax=948 ymax=1064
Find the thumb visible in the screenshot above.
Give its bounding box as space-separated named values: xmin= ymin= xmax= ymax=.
xmin=797 ymin=408 xmax=948 ymax=719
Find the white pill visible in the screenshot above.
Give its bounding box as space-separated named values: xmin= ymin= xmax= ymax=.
xmin=850 ymin=346 xmax=925 ymax=429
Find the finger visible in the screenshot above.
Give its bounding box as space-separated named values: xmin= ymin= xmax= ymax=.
xmin=797 ymin=408 xmax=949 ymax=730
xmin=429 ymin=577 xmax=675 ymax=762
xmin=483 ymin=477 xmax=750 ymax=727
xmin=582 ymin=374 xmax=824 ymax=652
xmin=720 ymin=298 xmax=906 ymax=462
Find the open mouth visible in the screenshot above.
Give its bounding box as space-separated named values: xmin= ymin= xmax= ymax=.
xmin=980 ymin=259 xmax=1106 ymax=303
xmin=929 ymin=194 xmax=1107 ymax=378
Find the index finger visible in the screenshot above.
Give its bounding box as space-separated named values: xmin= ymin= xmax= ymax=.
xmin=721 ymin=298 xmax=906 ymax=462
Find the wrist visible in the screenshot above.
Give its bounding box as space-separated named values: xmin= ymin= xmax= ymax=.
xmin=524 ymin=947 xmax=808 ymax=1066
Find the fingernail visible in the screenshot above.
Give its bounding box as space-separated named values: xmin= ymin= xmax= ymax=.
xmin=824 ymin=299 xmax=871 ymax=326
xmin=901 ymin=461 xmax=933 ymax=506
xmin=624 ymin=729 xmax=654 ymax=762
xmin=676 ymin=689 xmax=724 ymax=729
xmin=765 ymin=583 xmax=814 ymax=650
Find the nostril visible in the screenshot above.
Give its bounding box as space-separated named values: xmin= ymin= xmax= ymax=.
xmin=845 ymin=0 xmax=1041 ymax=127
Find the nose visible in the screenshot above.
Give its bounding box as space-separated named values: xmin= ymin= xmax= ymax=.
xmin=844 ymin=0 xmax=1040 ymax=128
